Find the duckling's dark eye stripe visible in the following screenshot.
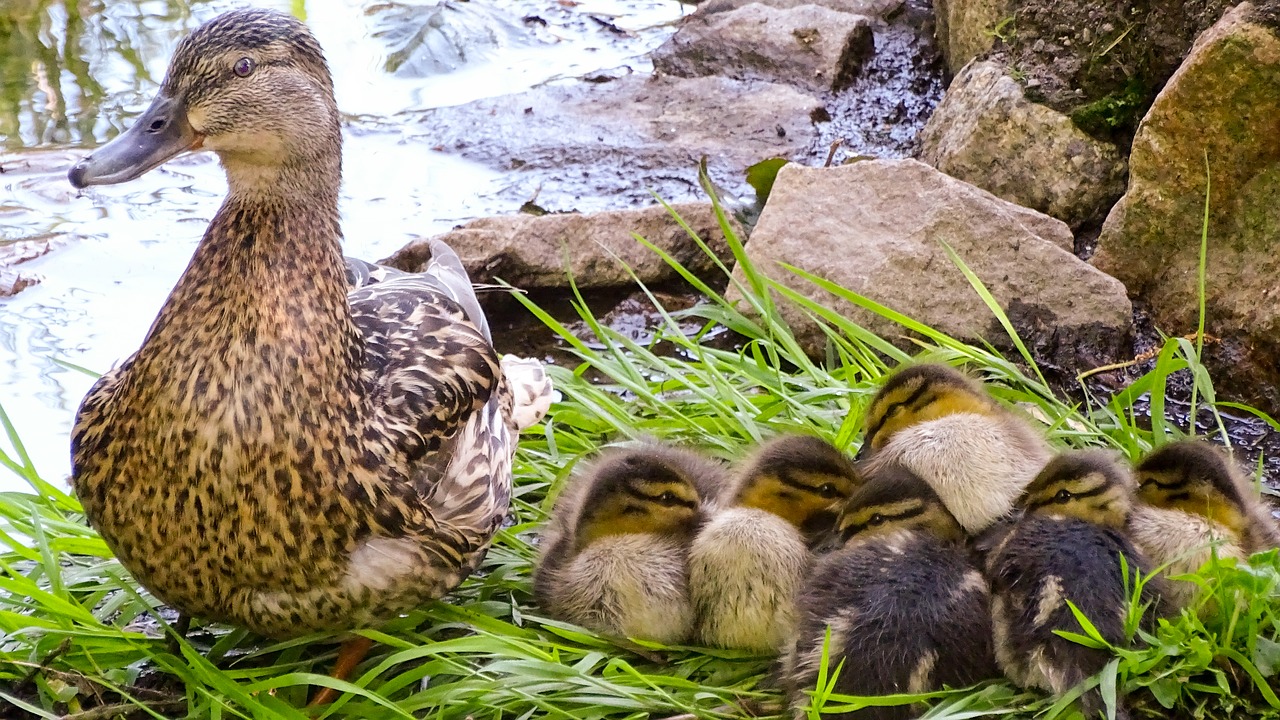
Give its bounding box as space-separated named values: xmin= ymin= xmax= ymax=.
xmin=842 ymin=506 xmax=923 ymax=538
xmin=777 ymin=470 xmax=835 ymax=495
xmin=625 ymin=486 xmax=696 ymax=509
xmin=864 ymin=383 xmax=934 ymax=443
xmin=1028 ymin=483 xmax=1109 ymax=509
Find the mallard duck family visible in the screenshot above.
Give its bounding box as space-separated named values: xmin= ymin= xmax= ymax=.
xmin=535 ymin=363 xmax=1280 ymax=719
xmin=65 ymin=8 xmax=1278 ymax=717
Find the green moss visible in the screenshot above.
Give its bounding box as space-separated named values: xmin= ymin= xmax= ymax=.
xmin=1070 ymin=75 xmax=1152 ymax=139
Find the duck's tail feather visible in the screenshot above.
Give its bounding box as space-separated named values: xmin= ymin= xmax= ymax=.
xmin=421 ymin=239 xmax=491 ymax=343
xmin=500 ymin=356 xmax=555 ymax=431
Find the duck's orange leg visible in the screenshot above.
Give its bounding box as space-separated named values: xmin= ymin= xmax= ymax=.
xmin=306 ymin=636 xmax=374 ymax=707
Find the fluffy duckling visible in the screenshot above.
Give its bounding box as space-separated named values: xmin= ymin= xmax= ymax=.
xmin=859 ymin=364 xmax=1053 ymax=535
xmin=1130 ymin=441 xmax=1278 ymax=609
xmin=533 ymin=443 xmax=726 ymax=643
xmin=689 ymin=434 xmax=861 ymax=653
xmin=785 ymin=464 xmax=999 ymax=720
xmin=987 ymin=450 xmax=1159 ymax=719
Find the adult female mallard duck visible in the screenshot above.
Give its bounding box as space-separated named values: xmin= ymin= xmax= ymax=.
xmin=66 ymin=5 xmax=550 ymax=675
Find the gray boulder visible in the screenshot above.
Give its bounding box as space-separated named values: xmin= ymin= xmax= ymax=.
xmin=1093 ymin=2 xmax=1280 ymax=411
xmin=731 ymin=159 xmax=1132 ymax=371
xmin=652 ymin=3 xmax=875 ymax=93
xmin=919 ymin=60 xmax=1127 ymax=230
xmin=383 ymin=202 xmax=740 ymax=289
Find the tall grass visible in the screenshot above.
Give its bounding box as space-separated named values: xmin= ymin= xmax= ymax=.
xmin=1 ymin=193 xmax=1277 ymax=719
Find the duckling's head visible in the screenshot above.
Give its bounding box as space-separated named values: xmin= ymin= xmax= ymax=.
xmin=836 ymin=464 xmax=964 ymax=545
xmin=70 ymin=9 xmax=338 ymax=192
xmin=732 ymin=435 xmax=861 ymax=540
xmin=572 ymin=450 xmax=704 ymax=550
xmin=1019 ymin=450 xmax=1134 ymax=529
xmin=861 ymin=364 xmax=997 ymax=455
xmin=1135 ymin=441 xmax=1250 ymax=538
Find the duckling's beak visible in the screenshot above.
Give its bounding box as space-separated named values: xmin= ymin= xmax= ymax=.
xmin=68 ymin=94 xmax=203 ymax=189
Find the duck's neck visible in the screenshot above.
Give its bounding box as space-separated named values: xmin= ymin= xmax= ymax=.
xmin=136 ymin=163 xmax=359 ymax=402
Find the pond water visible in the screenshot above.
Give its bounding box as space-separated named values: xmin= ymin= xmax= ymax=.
xmin=0 ymin=0 xmax=685 ymax=491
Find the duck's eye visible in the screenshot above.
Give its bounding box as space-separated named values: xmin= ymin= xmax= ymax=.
xmin=233 ymin=57 xmax=256 ymax=78
xmin=816 ymin=483 xmax=840 ymax=498
xmin=868 ymin=513 xmax=885 ymax=526
xmin=657 ymin=491 xmax=678 ymax=505
xmin=1054 ymin=488 xmax=1072 ymax=503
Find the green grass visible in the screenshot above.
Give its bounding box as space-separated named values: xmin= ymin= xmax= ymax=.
xmin=1 ymin=192 xmax=1279 ymax=719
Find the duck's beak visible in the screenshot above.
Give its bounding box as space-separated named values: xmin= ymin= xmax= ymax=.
xmin=68 ymin=93 xmax=204 ymax=189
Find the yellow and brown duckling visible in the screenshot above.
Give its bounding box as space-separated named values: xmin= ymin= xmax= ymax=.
xmin=533 ymin=443 xmax=726 ymax=643
xmin=1130 ymin=441 xmax=1278 ymax=609
xmin=689 ymin=434 xmax=861 ymax=653
xmin=986 ymin=450 xmax=1160 ymax=720
xmin=859 ymin=363 xmax=1053 ymax=535
xmin=784 ymin=464 xmax=999 ymax=720
xmin=66 ymin=7 xmax=552 ymax=696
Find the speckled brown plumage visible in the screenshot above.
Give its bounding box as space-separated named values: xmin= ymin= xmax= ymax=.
xmin=69 ymin=9 xmax=546 ymax=639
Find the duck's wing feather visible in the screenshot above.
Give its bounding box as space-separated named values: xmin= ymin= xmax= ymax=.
xmin=345 ymin=241 xmax=490 ymax=343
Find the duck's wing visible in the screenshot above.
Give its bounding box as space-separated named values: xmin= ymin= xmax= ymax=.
xmin=345 ymin=241 xmax=490 ymax=343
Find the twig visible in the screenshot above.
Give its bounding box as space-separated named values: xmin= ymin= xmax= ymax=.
xmin=823 ymin=139 xmax=843 ymax=168
xmin=1076 ymin=332 xmax=1221 ymax=381
xmin=60 ymin=700 xmax=187 ymax=720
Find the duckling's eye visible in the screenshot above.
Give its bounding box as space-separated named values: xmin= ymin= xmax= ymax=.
xmin=233 ymin=57 xmax=256 ymax=78
xmin=868 ymin=513 xmax=885 ymax=526
xmin=816 ymin=483 xmax=840 ymax=498
xmin=1054 ymin=488 xmax=1072 ymax=503
xmin=657 ymin=491 xmax=679 ymax=505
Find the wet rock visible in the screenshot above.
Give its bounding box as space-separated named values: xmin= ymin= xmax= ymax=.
xmin=699 ymin=0 xmax=905 ymax=20
xmin=1093 ymin=2 xmax=1280 ymax=412
xmin=383 ymin=202 xmax=741 ymax=289
xmin=413 ymin=74 xmax=822 ymax=209
xmin=652 ymin=3 xmax=875 ymax=93
xmin=731 ymin=159 xmax=1132 ymax=371
xmin=918 ymin=60 xmax=1127 ymax=230
xmin=932 ymin=0 xmax=1009 ymax=74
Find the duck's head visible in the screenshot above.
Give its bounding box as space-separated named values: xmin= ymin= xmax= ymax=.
xmin=860 ymin=363 xmax=997 ymax=456
xmin=732 ymin=434 xmax=861 ymax=541
xmin=573 ymin=450 xmax=704 ymax=550
xmin=69 ymin=9 xmax=338 ymax=192
xmin=836 ymin=463 xmax=964 ymax=545
xmin=1020 ymin=450 xmax=1134 ymax=529
xmin=1136 ymin=441 xmax=1250 ymax=538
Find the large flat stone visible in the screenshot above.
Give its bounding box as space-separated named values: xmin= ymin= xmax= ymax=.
xmin=731 ymin=159 xmax=1132 ymax=371
xmin=383 ymin=202 xmax=740 ymax=289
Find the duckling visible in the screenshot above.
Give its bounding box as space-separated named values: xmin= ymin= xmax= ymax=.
xmin=1129 ymin=441 xmax=1277 ymax=609
xmin=533 ymin=443 xmax=726 ymax=643
xmin=859 ymin=363 xmax=1052 ymax=534
xmin=785 ymin=464 xmax=999 ymax=720
xmin=986 ymin=450 xmax=1158 ymax=719
xmin=689 ymin=434 xmax=861 ymax=653
xmin=65 ymin=8 xmax=553 ymax=696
